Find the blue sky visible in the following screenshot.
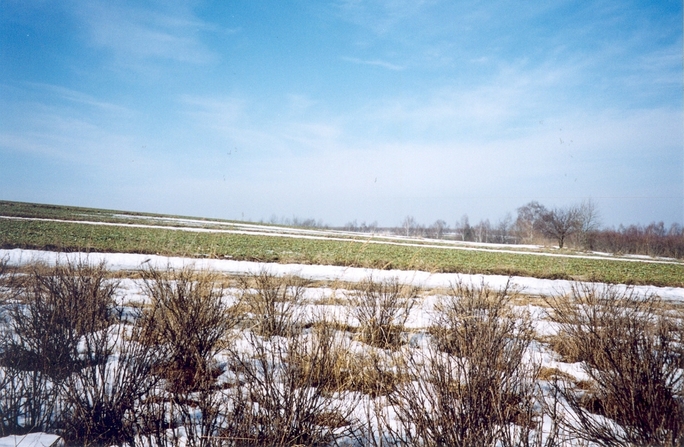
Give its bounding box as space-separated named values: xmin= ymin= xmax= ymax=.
xmin=1 ymin=0 xmax=682 ymax=228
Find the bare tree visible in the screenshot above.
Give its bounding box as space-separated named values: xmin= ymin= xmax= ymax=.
xmin=495 ymin=213 xmax=513 ymax=244
xmin=473 ymin=219 xmax=492 ymax=243
xmin=429 ymin=220 xmax=448 ymax=239
xmin=456 ymin=214 xmax=473 ymax=241
xmin=402 ymin=216 xmax=417 ymax=237
xmin=536 ymin=206 xmax=581 ymax=249
xmin=514 ymin=201 xmax=548 ymax=243
xmin=574 ymin=199 xmax=601 ymax=248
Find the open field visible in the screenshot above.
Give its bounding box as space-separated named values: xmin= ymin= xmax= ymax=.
xmin=1 ymin=201 xmax=684 ymax=287
xmin=1 ymin=256 xmax=683 ymax=446
xmin=2 ymin=202 xmax=684 ymax=446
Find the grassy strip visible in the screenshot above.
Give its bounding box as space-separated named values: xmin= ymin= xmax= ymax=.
xmin=0 ymin=200 xmax=545 ymax=252
xmin=0 ymin=200 xmax=239 ymax=226
xmin=2 ymin=219 xmax=683 ymax=287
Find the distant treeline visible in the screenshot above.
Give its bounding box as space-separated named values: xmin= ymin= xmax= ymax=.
xmin=265 ymin=201 xmax=684 ymax=259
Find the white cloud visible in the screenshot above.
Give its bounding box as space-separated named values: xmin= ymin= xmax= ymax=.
xmin=341 ymin=56 xmax=405 ymax=71
xmin=75 ymin=1 xmax=218 ymax=67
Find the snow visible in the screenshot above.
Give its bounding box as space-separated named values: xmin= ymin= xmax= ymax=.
xmin=2 ymin=247 xmax=681 ymax=446
xmin=3 ymin=248 xmax=684 ymax=301
xmin=0 ymin=433 xmax=62 ymax=447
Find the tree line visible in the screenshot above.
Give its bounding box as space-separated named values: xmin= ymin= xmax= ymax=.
xmin=263 ymin=200 xmax=684 ymax=259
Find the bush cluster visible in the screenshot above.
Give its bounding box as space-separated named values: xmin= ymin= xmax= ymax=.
xmin=1 ymin=257 xmax=683 ymax=446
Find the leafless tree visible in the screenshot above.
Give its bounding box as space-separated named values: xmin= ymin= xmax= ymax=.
xmin=455 ymin=214 xmax=473 ymax=241
xmin=402 ymin=216 xmax=417 ymax=237
xmin=429 ymin=220 xmax=448 ymax=239
xmin=536 ymin=206 xmax=581 ymax=249
xmin=574 ymin=199 xmax=601 ymax=248
xmin=514 ymin=201 xmax=548 ymax=243
xmin=473 ymin=219 xmax=492 ymax=243
xmin=496 ymin=213 xmax=513 ymax=244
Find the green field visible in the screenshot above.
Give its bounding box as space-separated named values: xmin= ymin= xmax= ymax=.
xmin=2 ymin=201 xmax=684 ymax=287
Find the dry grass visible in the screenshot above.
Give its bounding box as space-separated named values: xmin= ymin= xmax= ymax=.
xmin=387 ymin=280 xmax=548 ymax=447
xmin=546 ymin=283 xmax=684 ymax=447
xmin=237 ymin=270 xmax=309 ymax=337
xmin=4 ymin=260 xmax=684 ymax=446
xmin=138 ymin=266 xmax=239 ymax=393
xmin=349 ymin=276 xmax=418 ymax=349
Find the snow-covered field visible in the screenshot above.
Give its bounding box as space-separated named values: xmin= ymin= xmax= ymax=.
xmin=1 ymin=248 xmax=683 ymax=446
xmin=4 ymin=248 xmax=684 ymax=301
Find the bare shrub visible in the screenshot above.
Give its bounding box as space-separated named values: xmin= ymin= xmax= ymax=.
xmin=286 ymin=320 xmax=402 ymax=399
xmin=547 ymin=284 xmax=684 ymax=446
xmin=59 ymin=316 xmax=162 ymax=447
xmin=140 ymin=266 xmax=239 ymax=393
xmin=141 ymin=372 xmax=229 ymax=447
xmin=223 ymin=327 xmax=359 ymax=446
xmin=287 ymin=320 xmax=354 ymax=393
xmin=1 ymin=260 xmax=115 ymax=380
xmin=136 ymin=266 xmax=241 ymax=446
xmin=0 ymin=365 xmax=61 ymax=436
xmin=389 ymin=280 xmax=546 ymax=447
xmin=238 ymin=270 xmax=308 ymax=337
xmin=0 ymin=259 xmax=115 ymax=435
xmin=349 ymin=277 xmax=417 ymax=348
xmin=0 ymin=255 xmax=14 ymax=304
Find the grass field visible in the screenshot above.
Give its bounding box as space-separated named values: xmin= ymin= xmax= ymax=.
xmin=2 ymin=200 xmax=684 ymax=287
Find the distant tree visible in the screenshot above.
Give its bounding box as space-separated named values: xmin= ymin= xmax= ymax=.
xmin=344 ymin=220 xmax=359 ymax=232
xmin=456 ymin=214 xmax=473 ymax=241
xmin=402 ymin=216 xmax=417 ymax=237
xmin=495 ymin=213 xmax=513 ymax=244
xmin=514 ymin=201 xmax=548 ymax=243
xmin=429 ymin=220 xmax=448 ymax=239
xmin=536 ymin=206 xmax=581 ymax=249
xmin=473 ymin=219 xmax=492 ymax=243
xmin=368 ymin=221 xmax=378 ymax=233
xmin=575 ymin=199 xmax=601 ymax=248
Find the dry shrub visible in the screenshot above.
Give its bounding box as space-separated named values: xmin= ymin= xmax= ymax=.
xmin=287 ymin=321 xmax=355 ymax=393
xmin=0 ymin=259 xmax=163 ymax=445
xmin=288 ymin=321 xmax=402 ymax=397
xmin=0 ymin=255 xmax=14 ymax=304
xmin=140 ymin=266 xmax=239 ymax=393
xmin=545 ymin=333 xmax=585 ymax=364
xmin=223 ymin=328 xmax=359 ymax=446
xmin=238 ymin=270 xmax=309 ymax=337
xmin=1 ymin=260 xmax=115 ymax=380
xmin=547 ymin=283 xmax=684 ymax=447
xmin=389 ymin=280 xmax=546 ymax=447
xmin=59 ymin=318 xmax=162 ymax=447
xmin=349 ymin=277 xmax=417 ymax=349
xmin=0 ymin=259 xmax=116 ymax=435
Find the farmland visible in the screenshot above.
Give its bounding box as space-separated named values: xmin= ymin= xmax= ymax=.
xmin=1 ymin=201 xmax=684 ymax=287
xmin=1 ymin=254 xmax=683 ymax=446
xmin=2 ymin=201 xmax=684 ymax=446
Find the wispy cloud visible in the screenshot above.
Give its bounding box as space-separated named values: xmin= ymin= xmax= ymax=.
xmin=75 ymin=1 xmax=219 ymax=67
xmin=335 ymin=0 xmax=434 ymax=35
xmin=341 ymin=56 xmax=405 ymax=70
xmin=25 ymin=82 xmax=134 ymax=115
